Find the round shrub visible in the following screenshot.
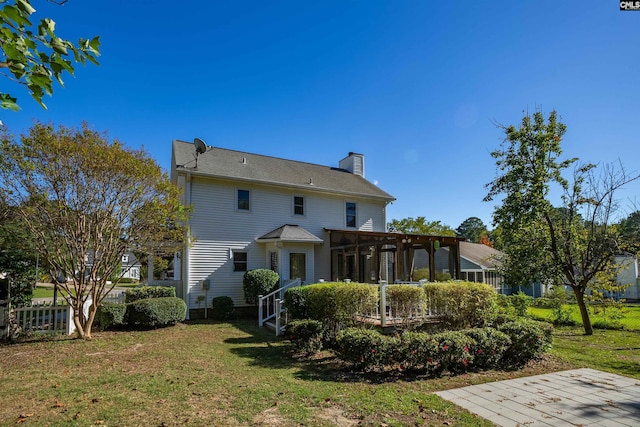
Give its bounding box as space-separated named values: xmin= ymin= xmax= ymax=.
xmin=286 ymin=319 xmax=323 ymax=355
xmin=531 ymin=297 xmax=552 ymax=308
xmin=463 ymin=328 xmax=511 ymax=370
xmin=498 ymin=319 xmax=553 ymax=367
xmin=509 ymin=292 xmax=532 ymax=317
xmin=125 ymin=285 xmax=176 ymax=303
xmin=211 ymin=296 xmax=235 ymax=321
xmin=95 ymin=302 xmax=126 ymax=330
xmin=397 ymin=331 xmax=440 ymax=372
xmin=430 ymin=330 xmax=475 ymax=374
xmin=283 ymin=286 xmax=310 ymax=320
xmin=335 ymin=327 xmax=398 ymax=370
xmin=126 ymin=296 xmax=187 ymax=327
xmin=243 ymin=269 xmax=279 ymax=305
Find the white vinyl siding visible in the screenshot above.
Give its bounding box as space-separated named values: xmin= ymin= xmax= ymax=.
xmin=184 ymin=176 xmax=387 ymax=307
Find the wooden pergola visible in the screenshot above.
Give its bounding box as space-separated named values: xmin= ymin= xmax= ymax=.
xmin=325 ymin=229 xmax=463 ymax=283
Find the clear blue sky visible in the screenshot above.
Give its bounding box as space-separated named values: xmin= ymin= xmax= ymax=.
xmin=3 ymin=1 xmax=639 ymax=230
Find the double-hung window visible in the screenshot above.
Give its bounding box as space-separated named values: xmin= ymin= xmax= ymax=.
xmin=346 ymin=202 xmax=357 ymax=228
xmin=237 ymin=189 xmax=250 ymax=211
xmin=293 ymin=196 xmax=304 ymax=216
xmin=233 ymin=251 xmax=248 ymax=272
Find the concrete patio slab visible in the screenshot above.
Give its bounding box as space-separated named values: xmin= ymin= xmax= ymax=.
xmin=435 ymin=368 xmax=640 ymax=426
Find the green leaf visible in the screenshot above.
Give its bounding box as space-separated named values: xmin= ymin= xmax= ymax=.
xmin=0 ymin=93 xmax=20 ymax=111
xmin=50 ymin=37 xmax=68 ymax=55
xmin=3 ymin=4 xmax=30 ymax=28
xmin=15 ymin=0 xmax=36 ymax=15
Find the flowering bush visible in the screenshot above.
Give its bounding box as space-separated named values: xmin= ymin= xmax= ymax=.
xmin=430 ymin=330 xmax=475 ymax=374
xmin=498 ymin=319 xmax=553 ymax=367
xmin=333 ymin=324 xmax=552 ymax=375
xmin=397 ymin=331 xmax=440 ymax=373
xmin=335 ymin=328 xmax=398 ymax=370
xmin=286 ymin=319 xmax=323 ymax=355
xmin=462 ymin=328 xmax=511 ymax=370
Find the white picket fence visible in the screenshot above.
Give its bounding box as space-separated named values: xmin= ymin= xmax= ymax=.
xmin=1 ymin=299 xmax=93 ymax=338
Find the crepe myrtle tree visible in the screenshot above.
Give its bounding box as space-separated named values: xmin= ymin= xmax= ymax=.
xmin=485 ymin=110 xmax=639 ymax=335
xmin=0 ymin=0 xmax=100 ymax=111
xmin=0 ymin=122 xmax=190 ymax=339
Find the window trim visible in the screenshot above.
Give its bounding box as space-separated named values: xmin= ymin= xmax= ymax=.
xmin=345 ymin=201 xmax=357 ymax=228
xmin=293 ymin=195 xmax=305 ymax=216
xmin=232 ymin=250 xmax=248 ymax=272
xmin=236 ymin=189 xmax=251 ymax=212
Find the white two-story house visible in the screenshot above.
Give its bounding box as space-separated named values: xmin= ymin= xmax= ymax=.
xmin=171 ymin=140 xmax=401 ymax=316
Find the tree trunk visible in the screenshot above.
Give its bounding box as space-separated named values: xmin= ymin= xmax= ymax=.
xmin=572 ymin=286 xmax=593 ymax=336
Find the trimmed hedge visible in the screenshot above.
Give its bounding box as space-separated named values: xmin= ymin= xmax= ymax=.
xmin=243 ymin=269 xmax=279 ymax=305
xmin=335 ymin=328 xmax=398 ymax=370
xmin=125 ymin=286 xmax=176 ymax=303
xmin=423 ymin=281 xmax=497 ymax=328
xmin=283 ymin=286 xmax=310 ymax=320
xmin=95 ymin=302 xmax=127 ymax=330
xmin=211 ymin=296 xmax=235 ymax=321
xmin=287 ymin=319 xmax=323 ymax=355
xmin=333 ymin=323 xmax=550 ymax=375
xmin=126 ymin=297 xmax=186 ymax=327
xmin=284 ymin=282 xmax=378 ymax=342
xmin=386 ymin=285 xmax=424 ymax=321
xmin=498 ymin=319 xmax=553 ymax=367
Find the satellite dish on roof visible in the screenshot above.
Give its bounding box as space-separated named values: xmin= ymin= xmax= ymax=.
xmin=194 ymin=137 xmax=207 ymax=154
xmin=193 ymin=138 xmax=208 ymax=168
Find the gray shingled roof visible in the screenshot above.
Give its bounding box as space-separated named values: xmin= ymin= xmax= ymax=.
xmin=256 ymin=224 xmax=324 ymax=244
xmin=459 ymin=241 xmax=503 ymax=269
xmin=172 ymin=140 xmax=395 ymax=201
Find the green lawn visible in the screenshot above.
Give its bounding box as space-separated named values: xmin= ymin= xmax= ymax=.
xmin=2 ymin=319 xmax=639 ymax=426
xmin=528 ymin=304 xmax=640 ymax=331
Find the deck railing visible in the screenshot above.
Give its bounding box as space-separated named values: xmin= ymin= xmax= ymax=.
xmin=258 ymin=278 xmax=301 ymax=335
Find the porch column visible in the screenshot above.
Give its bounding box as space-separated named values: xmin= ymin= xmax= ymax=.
xmin=424 ymin=242 xmax=436 ymax=282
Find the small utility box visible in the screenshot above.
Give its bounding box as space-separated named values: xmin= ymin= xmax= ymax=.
xmin=202 ymin=279 xmax=210 ymax=290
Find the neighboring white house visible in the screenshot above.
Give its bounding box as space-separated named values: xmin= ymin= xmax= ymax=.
xmin=84 ymin=251 xmax=141 ymax=282
xmin=171 ymin=141 xmax=398 ymax=315
xmin=119 ymin=253 xmax=141 ymax=281
xmin=614 ymin=254 xmax=640 ymax=301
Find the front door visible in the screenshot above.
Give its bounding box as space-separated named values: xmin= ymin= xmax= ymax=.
xmin=289 ymin=252 xmax=306 ymax=282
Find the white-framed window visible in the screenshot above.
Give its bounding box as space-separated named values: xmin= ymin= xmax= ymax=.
xmin=346 ymin=202 xmax=357 ymax=228
xmin=232 ymin=250 xmax=248 ymax=272
xmin=293 ymin=195 xmax=304 ymax=216
xmin=122 ymin=254 xmax=129 ymax=263
xmin=237 ymin=189 xmax=250 ymax=211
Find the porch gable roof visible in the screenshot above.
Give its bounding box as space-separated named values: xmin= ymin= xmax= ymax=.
xmin=256 ymin=224 xmax=323 ymax=244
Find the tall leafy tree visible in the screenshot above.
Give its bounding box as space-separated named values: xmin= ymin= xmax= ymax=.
xmin=485 ymin=110 xmax=639 ymax=335
xmin=0 ymin=201 xmax=36 ymax=306
xmin=619 ymin=210 xmax=640 ymax=255
xmin=387 ymin=216 xmax=456 ymax=236
xmin=455 ymin=216 xmax=488 ymax=243
xmin=0 ymin=0 xmax=100 ymax=110
xmin=0 ymin=122 xmax=189 ymax=339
